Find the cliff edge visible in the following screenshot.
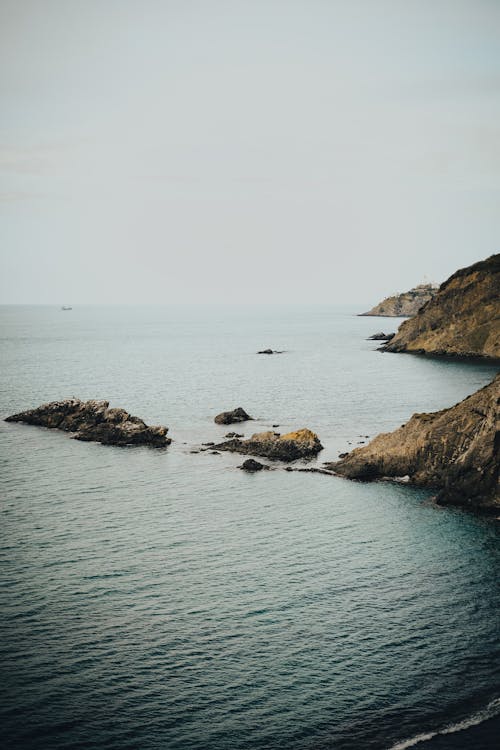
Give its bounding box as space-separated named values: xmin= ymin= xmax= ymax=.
xmin=326 ymin=374 xmax=499 ymax=512
xmin=384 ymin=254 xmax=500 ymax=359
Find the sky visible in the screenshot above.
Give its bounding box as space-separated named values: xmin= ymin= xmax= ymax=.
xmin=1 ymin=0 xmax=499 ymax=305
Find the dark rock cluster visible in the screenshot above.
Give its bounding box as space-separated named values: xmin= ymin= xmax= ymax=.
xmin=214 ymin=407 xmax=252 ymax=425
xmin=5 ymin=399 xmax=171 ymax=447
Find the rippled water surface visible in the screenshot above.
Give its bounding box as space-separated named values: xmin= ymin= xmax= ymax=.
xmin=1 ymin=305 xmax=499 ymax=750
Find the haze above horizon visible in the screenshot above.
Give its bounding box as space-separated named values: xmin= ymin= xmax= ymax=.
xmin=1 ymin=0 xmax=499 ymax=304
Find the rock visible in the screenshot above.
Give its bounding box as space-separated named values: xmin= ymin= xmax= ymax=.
xmin=338 ymin=452 xmax=349 ymax=459
xmin=240 ymin=458 xmax=269 ymax=472
xmin=360 ymin=283 xmax=438 ymax=317
xmin=202 ymin=442 xmax=215 ymax=446
xmin=225 ymin=432 xmax=244 ymax=438
xmin=213 ymin=428 xmax=323 ymax=462
xmin=214 ymin=407 xmax=252 ymax=425
xmin=257 ymin=349 xmax=283 ymax=354
xmin=5 ymin=398 xmax=171 ymax=447
xmin=272 ymin=424 xmax=279 ymax=428
xmin=383 ymin=254 xmax=500 ymax=359
xmin=368 ymin=332 xmax=395 ymax=341
xmin=325 ymin=374 xmax=500 ymax=512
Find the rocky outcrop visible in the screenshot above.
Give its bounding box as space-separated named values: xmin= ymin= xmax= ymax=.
xmin=368 ymin=332 xmax=395 ymax=341
xmin=384 ymin=255 xmax=500 ymax=359
xmin=5 ymin=399 xmax=171 ymax=447
xmin=240 ymin=458 xmax=269 ymax=472
xmin=213 ymin=428 xmax=323 ymax=462
xmin=325 ymin=374 xmax=499 ymax=512
xmin=360 ymin=283 xmax=438 ymax=317
xmin=214 ymin=407 xmax=252 ymax=425
xmin=258 ymin=349 xmax=283 ymax=354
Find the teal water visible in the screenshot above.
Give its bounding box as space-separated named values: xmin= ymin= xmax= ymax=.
xmin=1 ymin=305 xmax=499 ymax=750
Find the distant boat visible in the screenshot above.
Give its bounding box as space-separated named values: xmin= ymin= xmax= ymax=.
xmin=61 ymin=306 xmax=72 ymax=311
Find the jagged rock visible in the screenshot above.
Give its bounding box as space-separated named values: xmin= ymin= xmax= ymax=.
xmin=240 ymin=459 xmax=269 ymax=472
xmin=213 ymin=428 xmax=323 ymax=462
xmin=225 ymin=432 xmax=244 ymax=438
xmin=384 ymin=254 xmax=500 ymax=359
xmin=325 ymin=374 xmax=500 ymax=512
xmin=368 ymin=332 xmax=395 ymax=341
xmin=214 ymin=407 xmax=252 ymax=425
xmin=5 ymin=398 xmax=171 ymax=447
xmin=360 ymin=283 xmax=438 ymax=317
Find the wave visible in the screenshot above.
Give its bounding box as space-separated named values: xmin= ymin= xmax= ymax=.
xmin=388 ymin=697 xmax=500 ymax=750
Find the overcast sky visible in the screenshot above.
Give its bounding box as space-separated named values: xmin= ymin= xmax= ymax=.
xmin=1 ymin=0 xmax=499 ymax=304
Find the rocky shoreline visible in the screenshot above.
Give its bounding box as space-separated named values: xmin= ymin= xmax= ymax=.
xmin=326 ymin=375 xmax=499 ymax=512
xmin=5 ymin=256 xmax=499 ymax=513
xmin=383 ymin=254 xmax=500 ymax=359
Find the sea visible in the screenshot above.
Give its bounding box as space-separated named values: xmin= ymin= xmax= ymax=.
xmin=1 ymin=304 xmax=499 ymax=750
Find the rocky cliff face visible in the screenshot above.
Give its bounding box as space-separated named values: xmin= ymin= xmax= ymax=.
xmin=5 ymin=399 xmax=171 ymax=447
xmin=384 ymin=254 xmax=500 ymax=358
xmin=326 ymin=374 xmax=499 ymax=512
xmin=360 ymin=283 xmax=437 ymax=317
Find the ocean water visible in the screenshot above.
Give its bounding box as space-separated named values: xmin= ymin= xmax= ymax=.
xmin=1 ymin=304 xmax=499 ymax=750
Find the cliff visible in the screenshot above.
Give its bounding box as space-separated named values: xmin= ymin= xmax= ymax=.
xmin=360 ymin=283 xmax=437 ymax=317
xmin=326 ymin=374 xmax=499 ymax=512
xmin=384 ymin=254 xmax=500 ymax=358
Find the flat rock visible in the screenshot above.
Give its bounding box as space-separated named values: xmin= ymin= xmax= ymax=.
xmin=213 ymin=428 xmax=323 ymax=462
xmin=214 ymin=407 xmax=252 ymax=425
xmin=5 ymin=398 xmax=171 ymax=447
xmin=257 ymin=349 xmax=283 ymax=354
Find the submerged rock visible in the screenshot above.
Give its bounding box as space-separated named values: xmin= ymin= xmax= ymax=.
xmin=326 ymin=374 xmax=500 ymax=512
xmin=257 ymin=349 xmax=283 ymax=354
xmin=383 ymin=254 xmax=500 ymax=359
xmin=213 ymin=428 xmax=323 ymax=462
xmin=214 ymin=407 xmax=252 ymax=425
xmin=240 ymin=458 xmax=269 ymax=472
xmin=225 ymin=431 xmax=244 ymax=438
xmin=5 ymin=398 xmax=171 ymax=447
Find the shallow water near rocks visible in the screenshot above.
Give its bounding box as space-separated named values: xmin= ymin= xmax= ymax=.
xmin=1 ymin=304 xmax=499 ymax=750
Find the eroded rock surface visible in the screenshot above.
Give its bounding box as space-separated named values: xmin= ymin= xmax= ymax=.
xmin=214 ymin=407 xmax=252 ymax=425
xmin=384 ymin=254 xmax=500 ymax=359
xmin=5 ymin=398 xmax=171 ymax=447
xmin=214 ymin=428 xmax=323 ymax=462
xmin=326 ymin=375 xmax=500 ymax=512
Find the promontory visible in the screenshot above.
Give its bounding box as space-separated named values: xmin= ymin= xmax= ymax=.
xmin=360 ymin=283 xmax=437 ymax=317
xmin=326 ymin=374 xmax=499 ymax=512
xmin=383 ymin=254 xmax=500 ymax=359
